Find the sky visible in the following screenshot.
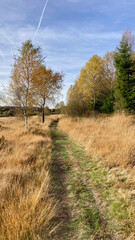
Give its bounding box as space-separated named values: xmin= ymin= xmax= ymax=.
xmin=0 ymin=0 xmax=135 ymax=105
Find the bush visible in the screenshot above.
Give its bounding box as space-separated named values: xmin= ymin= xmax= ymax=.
xmin=60 ymin=106 xmax=67 ymax=114
xmin=44 ymin=106 xmax=50 ymax=115
xmin=67 ymin=98 xmax=89 ymax=117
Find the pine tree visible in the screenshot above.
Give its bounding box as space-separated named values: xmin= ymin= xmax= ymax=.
xmin=114 ymin=35 xmax=135 ymax=113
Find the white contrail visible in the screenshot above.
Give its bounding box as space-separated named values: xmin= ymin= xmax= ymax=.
xmin=33 ymin=0 xmax=49 ymax=40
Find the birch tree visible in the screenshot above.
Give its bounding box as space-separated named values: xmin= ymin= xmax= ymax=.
xmin=67 ymin=83 xmax=88 ymax=116
xmin=9 ymin=40 xmax=43 ymax=128
xmin=33 ymin=65 xmax=63 ymax=122
xmin=77 ymin=55 xmax=105 ymax=110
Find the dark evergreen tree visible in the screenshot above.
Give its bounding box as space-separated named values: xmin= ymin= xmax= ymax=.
xmin=114 ymin=36 xmax=135 ymax=113
xmin=101 ymin=89 xmax=115 ymax=113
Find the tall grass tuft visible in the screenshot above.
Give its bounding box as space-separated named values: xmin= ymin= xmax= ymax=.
xmin=0 ymin=115 xmax=60 ymax=240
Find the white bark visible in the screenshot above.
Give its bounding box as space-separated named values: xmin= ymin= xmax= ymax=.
xmin=25 ymin=115 xmax=28 ymax=129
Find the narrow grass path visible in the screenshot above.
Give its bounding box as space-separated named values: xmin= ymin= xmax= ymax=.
xmin=50 ymin=121 xmax=124 ymax=240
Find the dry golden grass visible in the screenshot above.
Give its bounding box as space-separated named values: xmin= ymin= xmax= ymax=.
xmin=59 ymin=114 xmax=135 ymax=169
xmin=0 ymin=115 xmax=60 ymax=240
xmin=59 ymin=114 xmax=135 ymax=238
xmin=58 ymin=114 xmax=135 ymax=194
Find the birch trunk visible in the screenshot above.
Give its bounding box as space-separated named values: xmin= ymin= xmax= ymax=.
xmin=25 ymin=115 xmax=28 ymax=129
xmin=42 ymin=107 xmax=45 ymax=123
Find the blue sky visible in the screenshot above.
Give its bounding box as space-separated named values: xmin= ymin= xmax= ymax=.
xmin=0 ymin=0 xmax=135 ymax=105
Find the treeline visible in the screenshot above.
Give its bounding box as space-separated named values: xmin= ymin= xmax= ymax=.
xmin=0 ymin=106 xmax=61 ymax=117
xmin=66 ymin=30 xmax=135 ymax=116
xmin=0 ymin=106 xmax=46 ymax=117
xmin=0 ymin=106 xmax=17 ymax=117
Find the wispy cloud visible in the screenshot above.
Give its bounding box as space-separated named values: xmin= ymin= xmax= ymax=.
xmin=1 ymin=0 xmax=134 ymax=103
xmin=0 ymin=23 xmax=122 ymax=104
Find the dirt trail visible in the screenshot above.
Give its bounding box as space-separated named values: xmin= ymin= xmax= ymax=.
xmin=50 ymin=121 xmax=123 ymax=240
xmin=50 ymin=121 xmax=71 ymax=240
